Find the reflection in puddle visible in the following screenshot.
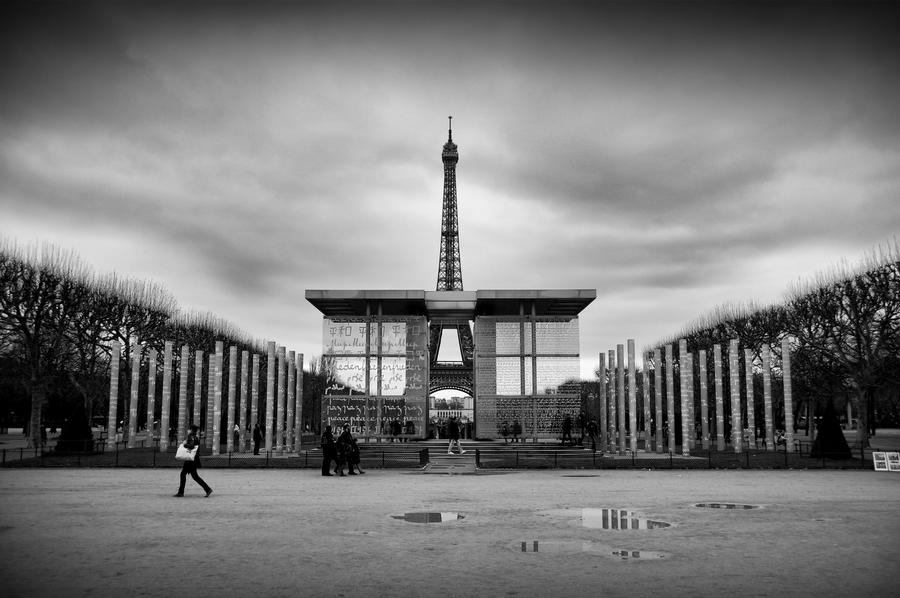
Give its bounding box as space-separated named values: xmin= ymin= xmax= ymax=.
xmin=392 ymin=512 xmax=464 ymax=523
xmin=581 ymin=508 xmax=671 ymax=530
xmin=611 ymin=549 xmax=668 ymax=560
xmin=694 ymin=503 xmax=759 ymax=510
xmin=518 ymin=540 xmax=668 ymax=560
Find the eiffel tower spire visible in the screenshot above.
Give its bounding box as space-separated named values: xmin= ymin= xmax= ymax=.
xmin=436 ymin=115 xmax=463 ymax=291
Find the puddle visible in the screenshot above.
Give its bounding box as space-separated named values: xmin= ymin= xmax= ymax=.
xmin=694 ymin=503 xmax=759 ymax=510
xmin=580 ymin=508 xmax=671 ymax=530
xmin=391 ymin=512 xmax=464 ymax=523
xmin=611 ymin=549 xmax=668 ymax=560
xmin=517 ymin=540 xmax=669 ymax=560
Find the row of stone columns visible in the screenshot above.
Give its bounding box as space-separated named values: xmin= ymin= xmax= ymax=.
xmin=598 ymin=338 xmax=794 ymax=454
xmin=107 ymin=339 xmax=304 ymax=454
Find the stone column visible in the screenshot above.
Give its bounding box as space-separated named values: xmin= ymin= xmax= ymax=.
xmin=699 ymin=350 xmax=709 ymax=449
xmin=127 ymin=342 xmax=141 ymax=448
xmin=713 ymin=344 xmax=725 ymax=451
xmin=178 ymin=345 xmax=191 ymax=440
xmin=265 ymin=341 xmax=275 ymax=454
xmin=147 ymin=350 xmax=160 ymax=447
xmin=763 ymin=344 xmax=775 ymax=450
xmin=685 ymin=351 xmax=695 ymax=451
xmin=678 ymin=339 xmax=690 ymax=456
xmin=287 ymin=350 xmax=295 ymax=452
xmin=277 ymin=346 xmax=286 ymax=455
xmin=107 ymin=341 xmax=121 ymax=449
xmin=227 ymin=345 xmax=237 ymax=454
xmin=729 ymin=339 xmax=742 ymax=453
xmin=665 ymin=344 xmax=675 ymax=454
xmin=239 ymin=349 xmax=248 ymax=452
xmin=295 ymin=353 xmax=304 ymax=451
xmin=654 ymin=347 xmax=663 ymax=453
xmin=627 ymin=340 xmax=637 ymax=453
xmin=608 ymin=349 xmax=616 ymax=452
xmin=598 ymin=352 xmax=607 ymax=452
xmin=212 ymin=341 xmax=223 ymax=455
xmin=251 ymin=353 xmax=260 ymax=431
xmin=642 ymin=352 xmax=651 ymax=452
xmin=617 ymin=343 xmax=626 ymax=455
xmin=744 ymin=349 xmax=757 ymax=449
xmin=206 ymin=353 xmax=215 ymax=449
xmin=782 ymin=338 xmax=795 ymax=452
xmin=147 ymin=345 xmax=158 ymax=447
xmin=193 ymin=350 xmax=203 ymax=426
xmin=178 ymin=345 xmax=189 ymax=442
xmin=158 ymin=344 xmax=169 ymax=449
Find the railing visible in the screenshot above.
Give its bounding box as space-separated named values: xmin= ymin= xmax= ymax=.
xmin=1 ymin=440 xmax=876 ymax=470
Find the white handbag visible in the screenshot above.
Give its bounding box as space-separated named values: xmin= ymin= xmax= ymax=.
xmin=175 ymin=443 xmax=197 ymax=461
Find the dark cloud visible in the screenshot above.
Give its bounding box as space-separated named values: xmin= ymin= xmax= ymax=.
xmin=2 ymin=1 xmax=899 ymax=374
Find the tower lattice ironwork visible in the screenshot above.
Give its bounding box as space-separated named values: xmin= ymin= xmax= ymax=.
xmin=430 ymin=117 xmax=474 ymax=391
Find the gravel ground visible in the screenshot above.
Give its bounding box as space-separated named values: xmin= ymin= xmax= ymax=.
xmin=1 ymin=466 xmax=898 ymax=598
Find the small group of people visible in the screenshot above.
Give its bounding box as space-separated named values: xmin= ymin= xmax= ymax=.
xmin=320 ymin=424 xmax=364 ymax=476
xmin=499 ymin=420 xmax=523 ymax=444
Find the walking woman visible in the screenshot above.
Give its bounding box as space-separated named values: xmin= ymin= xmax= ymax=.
xmin=174 ymin=425 xmax=213 ymax=497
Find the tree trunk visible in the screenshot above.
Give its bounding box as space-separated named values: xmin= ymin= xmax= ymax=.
xmin=28 ymin=386 xmax=46 ymax=449
xmin=856 ymin=388 xmax=872 ymax=448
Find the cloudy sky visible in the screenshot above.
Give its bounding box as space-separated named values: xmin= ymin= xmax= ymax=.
xmin=2 ymin=1 xmax=898 ymax=378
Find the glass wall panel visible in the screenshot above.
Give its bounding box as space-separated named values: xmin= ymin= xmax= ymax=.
xmin=324 ymin=321 xmax=367 ymax=355
xmin=535 ymin=320 xmax=580 ymax=354
xmin=380 ymin=357 xmax=406 ymax=396
xmin=495 ymin=322 xmax=520 ymax=354
xmin=331 ymin=356 xmax=367 ymax=392
xmin=535 ymin=356 xmax=580 ymax=394
xmin=496 ymin=357 xmax=521 ymax=395
xmin=380 ymin=322 xmax=407 ymax=355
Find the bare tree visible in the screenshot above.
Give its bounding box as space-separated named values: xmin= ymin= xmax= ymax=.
xmin=0 ymin=242 xmax=92 ymax=446
xmin=787 ymin=243 xmax=900 ymax=447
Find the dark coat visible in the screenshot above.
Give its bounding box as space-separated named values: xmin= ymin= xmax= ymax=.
xmin=184 ymin=431 xmax=202 ymax=468
xmin=337 ymin=429 xmax=353 ymax=457
xmin=321 ymin=429 xmax=336 ymax=458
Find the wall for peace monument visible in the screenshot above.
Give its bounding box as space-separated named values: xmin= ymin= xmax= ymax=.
xmin=321 ymin=317 xmax=429 ymax=437
xmin=474 ymin=316 xmax=582 ymax=439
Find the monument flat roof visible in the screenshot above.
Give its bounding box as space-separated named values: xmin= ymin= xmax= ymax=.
xmin=305 ymin=289 xmax=595 ymax=318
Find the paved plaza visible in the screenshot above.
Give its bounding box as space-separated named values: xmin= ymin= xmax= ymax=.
xmin=1 ymin=465 xmax=898 ymax=598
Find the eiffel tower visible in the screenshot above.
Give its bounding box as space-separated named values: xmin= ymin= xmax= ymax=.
xmin=429 ymin=116 xmax=474 ymax=394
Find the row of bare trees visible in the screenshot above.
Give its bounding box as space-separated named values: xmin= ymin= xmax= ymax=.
xmin=646 ymin=239 xmax=900 ymax=447
xmin=0 ymin=239 xmax=328 ymax=447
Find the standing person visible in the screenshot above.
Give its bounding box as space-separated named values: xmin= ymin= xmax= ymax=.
xmin=174 ymin=425 xmax=213 ymax=498
xmin=232 ymin=424 xmax=240 ymax=452
xmin=447 ymin=416 xmax=466 ymax=455
xmin=349 ymin=435 xmax=364 ymax=474
xmin=336 ymin=424 xmax=358 ymax=475
xmin=512 ymin=419 xmax=522 ymax=443
xmin=320 ymin=425 xmax=337 ymax=476
xmin=562 ymin=415 xmax=574 ymax=446
xmin=252 ymin=422 xmax=263 ymax=455
xmin=587 ymin=418 xmax=599 ymax=452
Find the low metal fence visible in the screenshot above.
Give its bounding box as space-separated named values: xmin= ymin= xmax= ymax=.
xmin=1 ymin=441 xmax=875 ymax=470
